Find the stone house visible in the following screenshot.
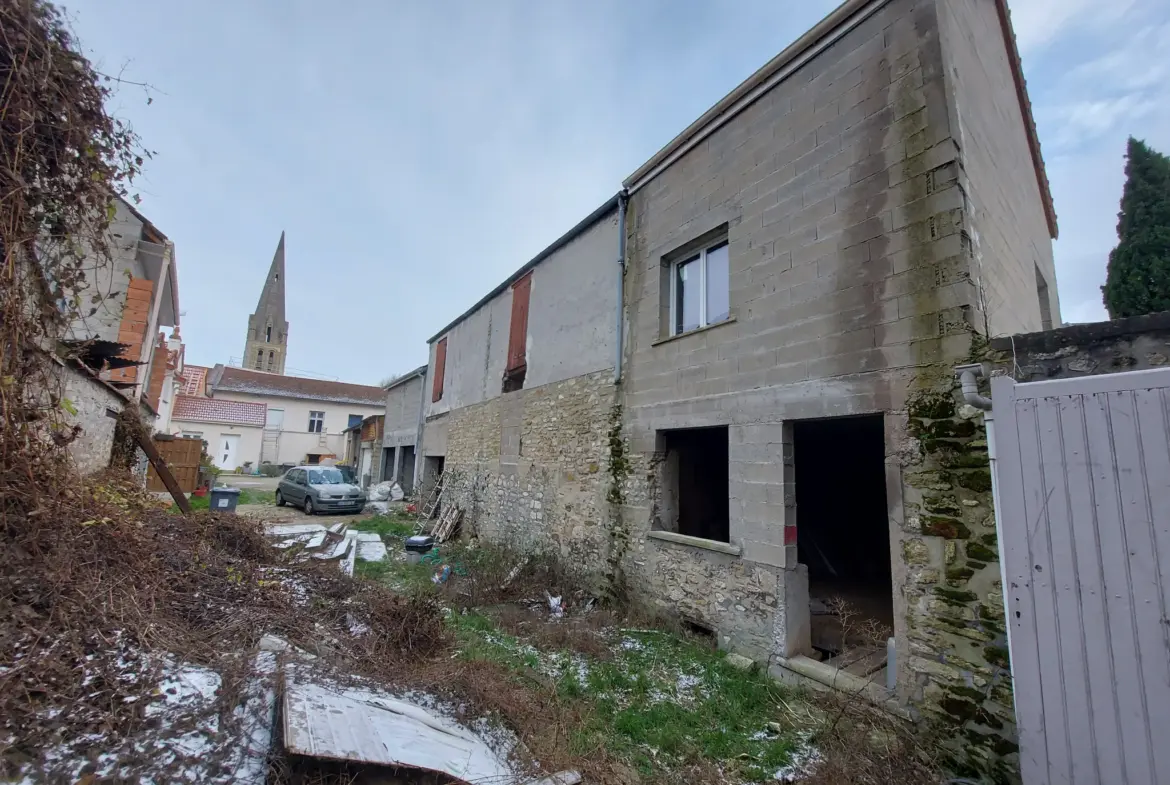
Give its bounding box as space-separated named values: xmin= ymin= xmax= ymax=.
xmin=170 ymin=365 xmax=384 ymax=471
xmin=415 ymin=0 xmax=1057 ymax=774
xmin=64 ymin=196 xmax=180 ymax=403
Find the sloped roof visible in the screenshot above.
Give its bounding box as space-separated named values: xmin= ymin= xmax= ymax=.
xmin=172 ymin=395 xmax=266 ymax=426
xmin=211 ymin=366 xmax=385 ymax=405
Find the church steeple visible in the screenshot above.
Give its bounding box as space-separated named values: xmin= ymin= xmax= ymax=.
xmin=243 ymin=232 xmax=289 ymax=374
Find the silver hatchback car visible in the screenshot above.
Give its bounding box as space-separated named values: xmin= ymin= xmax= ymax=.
xmin=276 ymin=465 xmax=366 ymax=515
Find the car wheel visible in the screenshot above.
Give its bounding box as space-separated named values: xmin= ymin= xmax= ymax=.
xmin=275 ymin=490 xmax=285 ymax=507
xmin=304 ymin=497 xmax=314 ymax=516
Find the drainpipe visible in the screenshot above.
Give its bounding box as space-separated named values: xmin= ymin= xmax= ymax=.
xmin=614 ymin=190 xmax=629 ymax=384
xmin=953 ymin=363 xmax=1014 ymax=688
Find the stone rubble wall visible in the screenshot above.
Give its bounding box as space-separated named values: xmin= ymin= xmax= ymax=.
xmin=439 ymin=371 xmax=618 ymax=575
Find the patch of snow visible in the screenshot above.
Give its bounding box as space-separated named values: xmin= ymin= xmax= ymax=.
xmin=773 ymin=733 xmax=822 ymax=783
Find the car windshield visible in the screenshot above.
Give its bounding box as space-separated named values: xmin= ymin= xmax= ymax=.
xmin=307 ymin=468 xmax=344 ymax=485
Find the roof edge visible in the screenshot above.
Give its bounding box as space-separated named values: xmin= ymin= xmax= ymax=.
xmin=427 ymin=195 xmax=620 ymax=344
xmin=623 ymin=0 xmax=887 ymax=193
xmin=994 ymin=0 xmax=1058 ymax=239
xmin=384 ymin=364 xmax=427 ymax=392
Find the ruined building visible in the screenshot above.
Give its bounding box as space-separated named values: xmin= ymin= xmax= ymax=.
xmin=411 ymin=0 xmax=1058 ymax=775
xmin=243 ymin=232 xmax=289 ymax=375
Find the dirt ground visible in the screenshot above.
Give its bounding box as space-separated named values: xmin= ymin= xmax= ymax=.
xmin=236 ymin=502 xmax=372 ymax=528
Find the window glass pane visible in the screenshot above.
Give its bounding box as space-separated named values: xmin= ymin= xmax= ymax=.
xmin=705 ymin=242 xmax=730 ymax=325
xmin=675 ymin=256 xmax=701 ymax=334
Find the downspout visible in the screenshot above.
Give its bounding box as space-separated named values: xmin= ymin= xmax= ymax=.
xmin=614 ymin=190 xmax=629 ymax=384
xmin=953 ymin=364 xmax=1014 ymax=686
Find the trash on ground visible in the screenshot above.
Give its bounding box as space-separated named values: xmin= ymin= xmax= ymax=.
xmin=281 ymin=665 xmax=513 ymax=784
xmin=263 ymin=522 xmax=383 ymax=574
xmin=545 ymin=591 xmax=564 ymax=619
xmin=433 ymin=565 xmax=452 ymax=584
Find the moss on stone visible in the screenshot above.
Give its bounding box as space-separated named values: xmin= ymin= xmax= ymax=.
xmin=967 ymin=560 xmax=987 ymax=570
xmin=984 ymin=644 xmax=1010 ymax=670
xmin=922 ymin=515 xmax=971 ymax=539
xmin=924 ymin=494 xmax=962 ymax=515
xmin=942 ymin=450 xmax=991 ymax=469
xmin=966 ymin=542 xmax=998 ymax=562
xmin=946 ymin=566 xmax=975 ymax=582
xmin=957 ymin=469 xmax=993 ymax=492
xmin=928 ymin=419 xmax=977 ymax=438
xmin=908 ymin=391 xmax=956 ymax=421
xmin=934 ymin=586 xmax=978 ymax=605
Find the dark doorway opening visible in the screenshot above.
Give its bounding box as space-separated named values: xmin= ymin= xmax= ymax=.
xmin=794 ymin=415 xmax=892 ymax=672
xmin=658 ymin=426 xmax=729 ymax=543
xmin=400 ymin=445 xmax=417 ymax=494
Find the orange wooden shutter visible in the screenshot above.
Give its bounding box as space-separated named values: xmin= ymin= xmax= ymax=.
xmin=432 ymin=338 xmax=447 ymax=402
xmin=506 ymin=274 xmax=531 ymax=372
xmin=109 ymin=277 xmax=155 ymax=384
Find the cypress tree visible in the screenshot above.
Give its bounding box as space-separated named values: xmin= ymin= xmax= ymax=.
xmin=1102 ymin=137 xmax=1170 ymax=318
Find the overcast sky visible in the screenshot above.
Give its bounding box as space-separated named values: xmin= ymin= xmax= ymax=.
xmin=64 ymin=0 xmax=1170 ymax=385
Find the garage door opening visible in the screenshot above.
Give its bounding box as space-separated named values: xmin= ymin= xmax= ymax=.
xmin=794 ymin=415 xmax=892 ymax=675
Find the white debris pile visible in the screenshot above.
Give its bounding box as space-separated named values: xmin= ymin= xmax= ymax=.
xmin=262 ymin=521 xmax=387 ymax=576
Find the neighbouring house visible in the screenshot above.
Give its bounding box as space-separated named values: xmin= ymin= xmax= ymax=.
xmin=55 ymin=196 xmax=182 ymax=474
xmin=148 ymin=329 xmax=187 ymax=435
xmin=415 ymin=0 xmax=1057 ymax=775
xmin=63 ymin=195 xmax=181 ymax=403
xmin=381 ymin=365 xmax=426 ymax=494
xmin=342 ymin=414 xmax=385 ymax=488
xmin=170 ymin=365 xmax=384 ymax=471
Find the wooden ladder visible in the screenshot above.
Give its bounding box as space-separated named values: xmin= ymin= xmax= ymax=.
xmin=414 ymin=469 xmax=446 ymax=535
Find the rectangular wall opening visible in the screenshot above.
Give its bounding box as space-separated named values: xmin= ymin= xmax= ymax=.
xmin=794 ymin=415 xmax=892 ymax=675
xmin=657 ymin=426 xmax=729 ymax=543
xmin=400 ymin=445 xmax=417 ymax=494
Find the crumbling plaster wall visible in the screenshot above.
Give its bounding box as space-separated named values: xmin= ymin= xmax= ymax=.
xmin=61 ymin=363 xmax=125 ymax=474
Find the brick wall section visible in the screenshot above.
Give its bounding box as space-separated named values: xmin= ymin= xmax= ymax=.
xmin=937 ymin=0 xmax=1059 ymax=336
xmin=109 ymin=278 xmax=154 ymax=385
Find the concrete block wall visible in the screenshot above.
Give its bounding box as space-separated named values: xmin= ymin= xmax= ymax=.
xmin=425 ymin=212 xmax=618 ymax=418
xmin=383 ymin=374 xmax=423 ymax=449
xmin=937 ymin=0 xmax=1059 ymax=336
xmin=621 ymin=0 xmax=980 ymax=660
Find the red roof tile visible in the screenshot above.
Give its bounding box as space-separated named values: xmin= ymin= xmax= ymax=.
xmin=172 ymin=395 xmax=266 ymax=426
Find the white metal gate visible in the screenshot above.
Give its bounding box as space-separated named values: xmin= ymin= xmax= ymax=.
xmin=991 ymin=368 xmax=1170 ymax=785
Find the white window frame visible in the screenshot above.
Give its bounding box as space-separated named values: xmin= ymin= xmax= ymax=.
xmin=669 ymin=238 xmax=729 ymax=336
xmin=308 ymin=410 xmax=325 ymax=433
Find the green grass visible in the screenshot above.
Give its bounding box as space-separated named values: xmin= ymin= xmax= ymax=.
xmin=348 ymin=513 xmax=416 ymax=538
xmin=441 ymin=612 xmax=799 ymax=781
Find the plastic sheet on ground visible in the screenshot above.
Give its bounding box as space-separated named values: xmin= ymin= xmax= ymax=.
xmin=281 ymin=666 xmax=514 ymax=783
